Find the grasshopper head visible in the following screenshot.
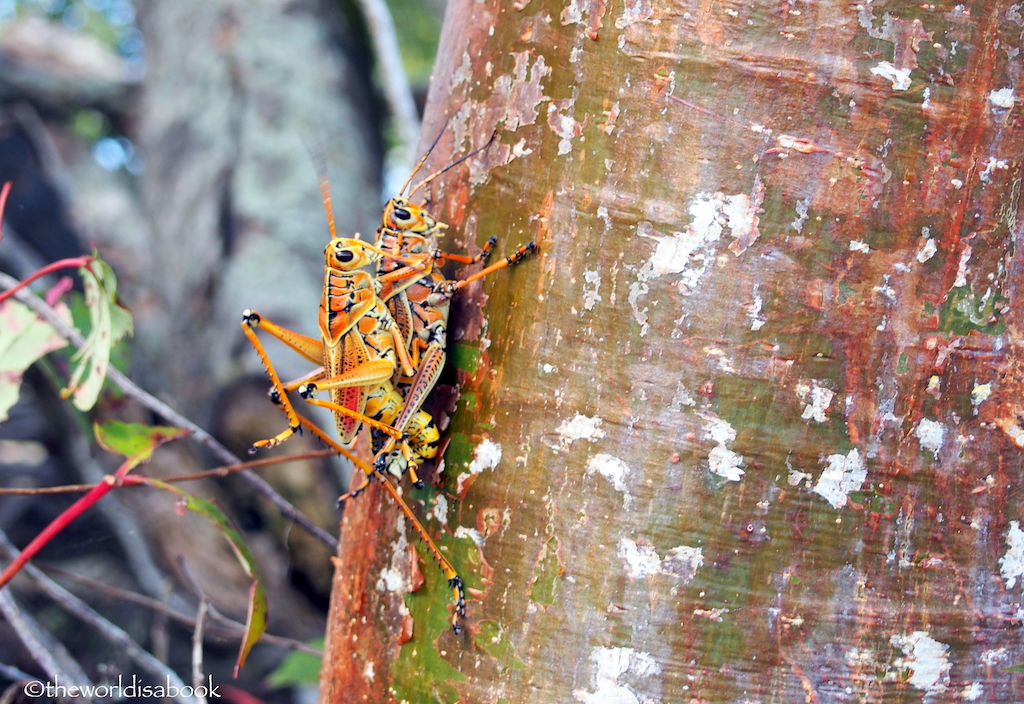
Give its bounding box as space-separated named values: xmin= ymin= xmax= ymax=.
xmin=325 ymin=238 xmax=379 ymax=271
xmin=382 ymin=197 xmax=444 ymax=235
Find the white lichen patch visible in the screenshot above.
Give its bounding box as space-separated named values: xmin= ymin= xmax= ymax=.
xmin=614 ymin=0 xmax=654 ymax=29
xmin=915 ymin=418 xmax=945 ymax=457
xmin=972 ymin=382 xmax=992 ymax=412
xmin=871 ymin=61 xmax=912 ymax=90
xmin=376 ymin=517 xmax=410 ymax=594
xmin=746 ymin=287 xmax=765 ymax=331
xmin=509 ymin=138 xmax=533 ymax=161
xmin=618 ymin=538 xmax=663 ymax=578
xmin=469 ymin=438 xmax=502 ymax=474
xmin=981 ymin=648 xmax=1007 ymax=666
xmin=849 ymin=240 xmax=870 ymax=253
xmin=791 ymin=197 xmax=809 ymax=232
xmin=953 ymin=245 xmax=972 ymax=287
xmin=796 ymin=381 xmax=835 ymax=423
xmin=454 ymin=525 xmax=485 ymax=546
xmin=555 ymin=413 xmax=606 ymax=448
xmin=547 ymin=101 xmax=583 ymax=155
xmin=457 ymin=438 xmax=503 ymax=494
xmin=669 ymin=381 xmax=697 ymax=411
xmin=618 ymin=538 xmax=703 ymax=582
xmin=560 ymin=0 xmax=582 ymax=24
xmin=427 ymin=493 xmax=449 ymax=526
xmin=573 ymin=646 xmax=662 ymax=704
xmin=813 ymin=449 xmax=866 ymax=509
xmin=722 ymin=190 xmax=762 ymax=254
xmin=586 ymin=453 xmax=632 ymax=507
xmin=582 ymin=268 xmax=602 ymax=311
xmin=962 ymin=682 xmax=984 ymax=701
xmin=981 ymin=158 xmax=1009 ymax=183
xmin=1000 ymin=521 xmax=1024 ymax=589
xmin=699 ymin=412 xmax=745 ymax=482
xmin=890 ymin=632 xmax=950 ymax=694
xmin=662 ymin=545 xmax=704 ymax=582
xmin=916 ymin=237 xmax=937 ymax=262
xmin=990 ymin=87 xmax=1016 ymax=108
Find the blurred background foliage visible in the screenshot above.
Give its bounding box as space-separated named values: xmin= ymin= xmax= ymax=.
xmin=0 ymin=0 xmax=447 ymax=700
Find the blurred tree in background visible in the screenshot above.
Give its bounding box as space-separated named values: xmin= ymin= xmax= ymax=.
xmin=0 ymin=0 xmax=444 ymax=700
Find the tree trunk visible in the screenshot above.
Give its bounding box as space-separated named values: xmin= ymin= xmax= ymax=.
xmin=322 ymin=0 xmax=1024 ymax=701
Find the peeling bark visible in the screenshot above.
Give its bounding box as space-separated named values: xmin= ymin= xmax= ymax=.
xmin=322 ymin=0 xmax=1024 ymax=701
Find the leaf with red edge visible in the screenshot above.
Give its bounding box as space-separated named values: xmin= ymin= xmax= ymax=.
xmin=94 ymin=420 xmax=188 ymax=473
xmin=0 ymin=299 xmax=71 ymax=422
xmin=61 ymin=256 xmax=133 ymax=411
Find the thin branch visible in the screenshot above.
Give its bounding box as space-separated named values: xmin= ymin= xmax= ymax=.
xmin=0 ymin=449 xmax=338 ymax=496
xmin=0 ymin=589 xmax=91 ymax=688
xmin=0 ymin=271 xmax=338 ymax=552
xmin=0 ymin=663 xmax=33 ymax=684
xmin=354 ymin=0 xmax=420 ymax=155
xmin=191 ymin=598 xmax=209 ymax=704
xmin=40 ymin=566 xmax=322 ymax=656
xmin=0 ymin=530 xmax=197 ymax=704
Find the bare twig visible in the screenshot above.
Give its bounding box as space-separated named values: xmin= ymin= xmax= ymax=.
xmin=0 ymin=663 xmax=33 ymax=683
xmin=40 ymin=566 xmax=322 ymax=656
xmin=0 ymin=530 xmax=196 ymax=704
xmin=0 ymin=271 xmax=338 ymax=551
xmin=354 ymin=0 xmax=420 ymax=156
xmin=191 ymin=598 xmax=209 ymax=704
xmin=0 ymin=589 xmax=91 ymax=688
xmin=0 ymin=449 xmax=337 ymax=495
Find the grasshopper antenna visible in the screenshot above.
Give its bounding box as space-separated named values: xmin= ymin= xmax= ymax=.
xmin=399 ymin=110 xmax=453 ymax=197
xmin=304 ymin=136 xmax=338 ymax=239
xmin=408 ymin=130 xmax=498 ymax=201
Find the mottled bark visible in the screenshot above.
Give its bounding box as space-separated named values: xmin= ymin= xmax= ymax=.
xmin=323 ymin=0 xmax=1024 ymax=701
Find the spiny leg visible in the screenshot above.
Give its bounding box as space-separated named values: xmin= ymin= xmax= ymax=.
xmin=433 ymin=235 xmax=497 ymax=265
xmin=300 ymin=415 xmax=466 ymax=632
xmin=295 ymin=415 xmax=373 ymax=500
xmin=241 ymin=310 xmax=324 ymax=452
xmin=439 ymin=241 xmax=537 ymax=295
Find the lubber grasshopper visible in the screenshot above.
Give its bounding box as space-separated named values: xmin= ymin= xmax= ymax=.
xmin=367 ymin=157 xmax=537 ymax=483
xmin=241 ymin=178 xmax=469 ymax=631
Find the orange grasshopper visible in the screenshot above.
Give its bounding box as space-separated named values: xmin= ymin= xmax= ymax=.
xmin=366 ymin=154 xmax=537 ymax=484
xmin=241 ymin=180 xmax=470 ymax=631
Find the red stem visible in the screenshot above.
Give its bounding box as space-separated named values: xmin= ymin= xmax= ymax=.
xmin=0 ymin=458 xmax=138 ymax=590
xmin=0 ymin=479 xmax=115 ymax=590
xmin=0 ymin=255 xmax=95 ymax=305
xmin=0 ymin=181 xmax=11 ymax=240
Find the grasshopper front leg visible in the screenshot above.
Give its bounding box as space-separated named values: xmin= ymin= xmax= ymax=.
xmin=241 ymin=309 xmax=325 ymax=452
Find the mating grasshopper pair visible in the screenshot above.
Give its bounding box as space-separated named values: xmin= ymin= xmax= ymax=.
xmin=241 ymin=147 xmax=534 ymax=633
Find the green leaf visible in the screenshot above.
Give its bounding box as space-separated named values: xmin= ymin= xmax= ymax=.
xmin=62 ymin=256 xmax=133 ymax=411
xmin=139 ymin=477 xmax=269 ymax=676
xmin=0 ymin=299 xmax=70 ymax=422
xmin=1004 ymin=662 xmax=1024 ymax=673
xmin=267 ymin=641 xmax=323 ymax=688
xmin=94 ymin=421 xmax=188 ymax=472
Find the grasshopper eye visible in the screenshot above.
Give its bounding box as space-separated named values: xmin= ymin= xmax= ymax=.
xmin=337 ymin=250 xmax=355 ymax=263
xmin=393 ymin=207 xmax=411 ymax=221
